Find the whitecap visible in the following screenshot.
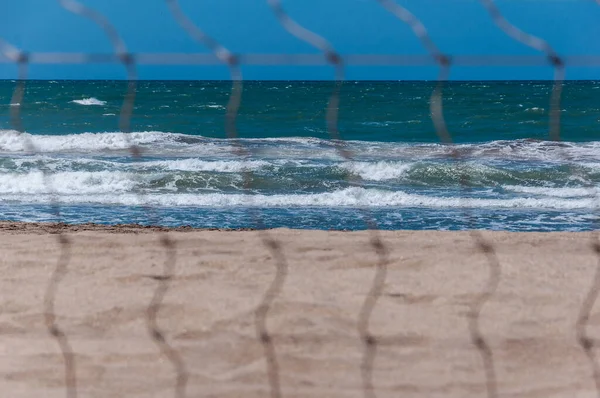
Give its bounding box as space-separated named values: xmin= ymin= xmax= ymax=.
xmin=341 ymin=161 xmax=411 ymax=181
xmin=524 ymin=107 xmax=545 ymax=114
xmin=200 ymin=104 xmax=225 ymax=110
xmin=140 ymin=158 xmax=271 ymax=173
xmin=0 ymin=170 xmax=136 ymax=195
xmin=72 ymin=97 xmax=107 ymax=106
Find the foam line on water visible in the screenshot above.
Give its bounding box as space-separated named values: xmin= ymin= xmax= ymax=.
xmin=0 ymin=187 xmax=596 ymax=210
xmin=503 ymin=185 xmax=597 ymax=198
xmin=1 ymin=131 xmax=600 ymax=162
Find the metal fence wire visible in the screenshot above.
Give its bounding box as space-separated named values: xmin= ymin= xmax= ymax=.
xmin=1 ymin=0 xmax=600 ymax=397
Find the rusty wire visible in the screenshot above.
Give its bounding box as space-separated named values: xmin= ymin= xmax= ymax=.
xmin=56 ymin=1 xmax=188 ymax=397
xmin=1 ymin=1 xmax=600 ymax=396
xmin=3 ymin=52 xmax=600 ymax=67
xmin=571 ymin=0 xmax=600 ymax=393
xmin=575 ymin=139 xmax=600 ymax=397
xmin=146 ymin=236 xmax=188 ymax=398
xmin=164 ymin=0 xmax=243 ymax=147
xmin=43 ymin=235 xmax=76 ymax=398
xmin=0 ymin=39 xmax=27 ymax=136
xmin=573 ymin=142 xmax=600 ymax=394
xmin=267 ymin=2 xmax=389 ymax=398
xmin=165 ymin=2 xmax=286 ymax=397
xmin=253 ymin=235 xmax=287 ymax=398
xmin=479 ymin=0 xmax=565 ymax=141
xmin=56 ymin=0 xmax=137 ymax=147
xmin=465 ymin=0 xmax=599 ymax=392
xmin=577 ymin=239 xmax=600 ymax=398
xmin=1 ymin=37 xmax=78 ymax=398
xmin=377 ymin=1 xmax=500 ymax=397
xmin=375 ymin=0 xmax=452 ymax=144
xmin=479 ymin=2 xmax=600 ymax=397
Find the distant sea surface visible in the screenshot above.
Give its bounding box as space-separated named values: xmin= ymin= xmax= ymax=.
xmin=0 ymin=80 xmax=599 ymax=231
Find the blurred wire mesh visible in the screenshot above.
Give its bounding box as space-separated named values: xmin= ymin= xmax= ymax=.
xmin=1 ymin=1 xmax=600 ymax=398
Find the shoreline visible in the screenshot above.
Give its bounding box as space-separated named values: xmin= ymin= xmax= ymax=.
xmin=0 ymin=221 xmax=258 ymax=234
xmin=0 ymin=220 xmax=596 ymax=235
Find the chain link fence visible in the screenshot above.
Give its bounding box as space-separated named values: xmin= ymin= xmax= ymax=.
xmin=1 ymin=1 xmax=600 ymax=397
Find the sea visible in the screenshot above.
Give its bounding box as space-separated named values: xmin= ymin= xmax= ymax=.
xmin=0 ymin=80 xmax=599 ymax=231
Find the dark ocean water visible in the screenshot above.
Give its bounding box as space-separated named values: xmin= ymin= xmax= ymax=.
xmin=0 ymin=80 xmax=599 ymax=231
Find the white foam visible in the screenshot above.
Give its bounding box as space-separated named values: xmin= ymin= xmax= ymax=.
xmin=468 ymin=140 xmax=600 ymax=162
xmin=1 ymin=131 xmax=600 ymax=166
xmin=341 ymin=161 xmax=411 ymax=181
xmin=503 ymin=185 xmax=598 ymax=198
xmin=72 ymin=97 xmax=106 ymax=106
xmin=361 ymin=122 xmax=388 ymax=127
xmin=525 ymin=107 xmax=545 ymax=114
xmin=579 ymin=162 xmax=600 ymax=171
xmin=0 ymin=171 xmax=136 ymax=195
xmin=0 ymin=130 xmax=181 ymax=153
xmin=140 ymin=158 xmax=271 ymax=172
xmin=255 ymin=136 xmax=327 ymax=145
xmin=0 ymin=186 xmax=595 ymax=210
xmin=201 ymin=104 xmax=225 ymax=110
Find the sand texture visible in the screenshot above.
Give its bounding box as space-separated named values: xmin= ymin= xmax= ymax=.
xmin=1 ymin=222 xmax=600 ymax=397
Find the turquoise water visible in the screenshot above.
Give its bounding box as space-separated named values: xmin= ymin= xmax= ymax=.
xmin=0 ymin=80 xmax=599 ymax=231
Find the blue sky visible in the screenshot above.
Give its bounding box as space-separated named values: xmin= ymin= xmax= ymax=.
xmin=1 ymin=0 xmax=599 ymax=80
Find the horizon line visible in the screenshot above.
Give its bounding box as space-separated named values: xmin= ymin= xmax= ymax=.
xmin=1 ymin=78 xmax=598 ymax=82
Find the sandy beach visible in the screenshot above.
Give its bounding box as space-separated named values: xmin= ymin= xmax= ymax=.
xmin=1 ymin=222 xmax=600 ymax=397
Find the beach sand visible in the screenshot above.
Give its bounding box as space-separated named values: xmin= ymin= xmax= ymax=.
xmin=1 ymin=222 xmax=599 ymax=397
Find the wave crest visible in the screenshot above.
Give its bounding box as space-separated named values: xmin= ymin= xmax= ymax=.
xmin=0 ymin=186 xmax=595 ymax=210
xmin=72 ymin=97 xmax=106 ymax=106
